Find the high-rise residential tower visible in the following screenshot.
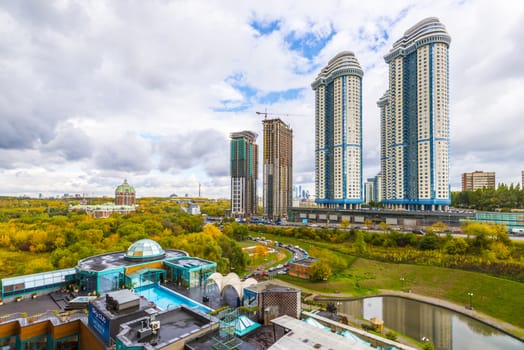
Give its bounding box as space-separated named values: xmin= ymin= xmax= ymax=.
xmin=312 ymin=51 xmax=364 ymax=209
xmin=262 ymin=118 xmax=292 ymax=219
xmin=230 ymin=131 xmax=258 ymax=217
xmin=380 ymin=17 xmax=451 ymax=211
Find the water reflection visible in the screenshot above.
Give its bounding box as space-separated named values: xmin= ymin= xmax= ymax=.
xmin=330 ymin=296 xmax=522 ymax=350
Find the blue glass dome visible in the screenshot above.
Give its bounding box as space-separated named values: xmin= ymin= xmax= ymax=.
xmin=125 ymin=239 xmax=165 ymax=260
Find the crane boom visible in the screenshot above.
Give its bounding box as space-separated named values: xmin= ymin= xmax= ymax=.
xmin=255 ymin=111 xmax=308 ymax=119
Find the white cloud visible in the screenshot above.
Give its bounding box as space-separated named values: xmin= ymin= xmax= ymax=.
xmin=0 ymin=0 xmax=523 ymax=198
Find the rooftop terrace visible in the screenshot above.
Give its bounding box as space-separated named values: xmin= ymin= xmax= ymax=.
xmin=117 ymin=306 xmax=218 ymax=349
xmin=77 ymin=249 xmax=188 ymax=272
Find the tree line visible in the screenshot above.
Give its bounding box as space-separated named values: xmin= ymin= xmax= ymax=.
xmin=247 ymin=222 xmax=524 ymax=282
xmin=451 ymin=183 xmax=524 ymax=211
xmin=0 ymin=197 xmax=245 ymax=278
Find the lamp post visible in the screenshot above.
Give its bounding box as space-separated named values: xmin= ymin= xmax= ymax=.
xmin=400 ymin=276 xmax=405 ymax=291
xmin=467 ymin=292 xmax=474 ymax=310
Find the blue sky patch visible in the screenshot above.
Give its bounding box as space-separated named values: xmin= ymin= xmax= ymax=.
xmin=213 ymin=73 xmax=306 ymax=112
xmin=258 ymin=88 xmax=304 ymax=104
xmin=250 ymin=19 xmax=281 ymax=36
xmin=212 ymin=101 xmax=250 ymax=113
xmin=284 ymin=26 xmax=336 ymax=60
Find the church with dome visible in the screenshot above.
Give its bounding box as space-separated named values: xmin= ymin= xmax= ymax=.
xmin=115 ymin=179 xmax=136 ymax=206
xmin=69 ymin=179 xmax=138 ymax=218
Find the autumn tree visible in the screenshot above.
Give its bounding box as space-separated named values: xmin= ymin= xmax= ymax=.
xmin=309 ymin=260 xmax=332 ymax=281
xmin=431 ymin=221 xmax=447 ymax=236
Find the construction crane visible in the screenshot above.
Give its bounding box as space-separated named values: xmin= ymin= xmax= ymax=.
xmin=255 ymin=110 xmax=309 ymax=119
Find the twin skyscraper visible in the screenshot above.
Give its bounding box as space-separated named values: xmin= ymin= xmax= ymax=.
xmin=313 ymin=17 xmax=451 ymax=212
xmin=231 ymin=17 xmax=451 ymax=218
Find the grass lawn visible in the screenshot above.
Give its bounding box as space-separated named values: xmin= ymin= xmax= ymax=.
xmin=240 ymin=241 xmax=291 ymax=271
xmin=254 ymin=234 xmax=524 ymax=331
xmin=349 ymin=258 xmax=524 ymax=330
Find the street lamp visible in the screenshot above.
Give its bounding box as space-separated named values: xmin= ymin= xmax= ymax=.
xmin=467 ymin=292 xmax=474 ymax=310
xmin=400 ymin=276 xmax=405 ymax=291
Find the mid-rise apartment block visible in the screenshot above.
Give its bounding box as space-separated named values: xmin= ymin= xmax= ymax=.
xmin=312 ymin=51 xmax=363 ymax=209
xmin=462 ymin=171 xmax=496 ymax=191
xmin=262 ymin=119 xmax=292 ymax=219
xmin=379 ymin=17 xmax=451 ymax=211
xmin=230 ymin=131 xmax=258 ymax=217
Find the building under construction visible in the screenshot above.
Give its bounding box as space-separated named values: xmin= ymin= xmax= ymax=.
xmin=262 ymin=118 xmax=293 ymax=220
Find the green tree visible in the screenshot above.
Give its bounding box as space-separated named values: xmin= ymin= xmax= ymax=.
xmin=419 ymin=233 xmax=439 ymax=250
xmin=355 ymin=231 xmax=367 ymax=254
xmin=309 ymin=260 xmax=332 ymax=281
xmin=443 ymin=237 xmax=467 ymax=255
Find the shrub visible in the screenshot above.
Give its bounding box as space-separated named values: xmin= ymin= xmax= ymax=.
xmin=419 ymin=233 xmax=439 ymax=250
xmin=385 ymin=330 xmax=397 ymax=341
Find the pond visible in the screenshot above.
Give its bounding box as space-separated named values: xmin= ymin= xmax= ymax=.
xmin=322 ymin=296 xmax=523 ymax=350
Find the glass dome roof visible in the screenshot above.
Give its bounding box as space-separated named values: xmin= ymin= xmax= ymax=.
xmin=125 ymin=239 xmax=165 ymax=260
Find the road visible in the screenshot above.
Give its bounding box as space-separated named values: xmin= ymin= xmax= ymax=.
xmin=272 ymin=223 xmax=524 ymax=241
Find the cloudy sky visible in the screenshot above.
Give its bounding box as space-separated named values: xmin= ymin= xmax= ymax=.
xmin=1 ymin=0 xmax=523 ymax=198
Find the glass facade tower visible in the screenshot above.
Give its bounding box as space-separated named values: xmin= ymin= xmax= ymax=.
xmin=230 ymin=131 xmax=258 ymax=217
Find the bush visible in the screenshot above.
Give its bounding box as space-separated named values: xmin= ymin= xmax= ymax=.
xmin=419 ymin=233 xmax=439 ymax=250
xmin=385 ymin=330 xmax=397 ymax=341
xmin=422 ymin=341 xmax=435 ymax=350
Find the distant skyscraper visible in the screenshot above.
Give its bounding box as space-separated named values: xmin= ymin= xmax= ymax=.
xmin=374 ymin=172 xmax=383 ymax=203
xmin=462 ymin=171 xmax=496 ymax=191
xmin=312 ymin=51 xmax=363 ymax=209
xmin=364 ymin=178 xmax=375 ymax=204
xmin=521 ymin=171 xmax=524 ymax=188
xmin=380 ymin=17 xmax=451 ymax=211
xmin=230 ymin=131 xmax=258 ymax=217
xmin=262 ymin=118 xmax=292 ymax=219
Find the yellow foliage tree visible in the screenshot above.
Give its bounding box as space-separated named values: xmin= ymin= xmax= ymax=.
xmin=253 ymin=245 xmax=269 ymax=260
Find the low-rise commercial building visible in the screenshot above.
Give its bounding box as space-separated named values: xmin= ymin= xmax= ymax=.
xmin=288 ymin=258 xmax=319 ymax=280
xmin=462 ymin=171 xmax=496 ymax=191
